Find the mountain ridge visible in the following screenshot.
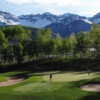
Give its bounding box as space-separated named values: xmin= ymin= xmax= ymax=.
xmin=0 ymin=11 xmax=100 ymax=37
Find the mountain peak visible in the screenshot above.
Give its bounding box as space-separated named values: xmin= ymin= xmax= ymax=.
xmin=42 ymin=12 xmax=53 ymax=16
xmin=61 ymin=13 xmax=71 ymax=16
xmin=0 ymin=11 xmax=3 ymax=13
xmin=94 ymin=12 xmax=100 ymax=17
xmin=89 ymin=12 xmax=100 ymax=23
xmin=59 ymin=13 xmax=78 ymax=18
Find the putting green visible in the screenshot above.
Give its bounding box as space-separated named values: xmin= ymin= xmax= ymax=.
xmin=43 ymin=71 xmax=100 ymax=82
xmin=13 ymin=82 xmax=60 ymax=93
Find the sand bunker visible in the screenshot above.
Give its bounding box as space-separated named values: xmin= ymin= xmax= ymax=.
xmin=81 ymin=84 xmax=100 ymax=92
xmin=0 ymin=76 xmax=27 ymax=87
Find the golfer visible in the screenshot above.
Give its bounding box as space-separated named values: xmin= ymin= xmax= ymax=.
xmin=88 ymin=69 xmax=90 ymax=75
xmin=50 ymin=74 xmax=52 ymax=81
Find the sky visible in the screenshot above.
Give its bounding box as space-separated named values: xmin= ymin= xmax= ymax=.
xmin=0 ymin=0 xmax=100 ymax=17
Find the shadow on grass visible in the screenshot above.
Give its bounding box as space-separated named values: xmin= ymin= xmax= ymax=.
xmin=67 ymin=77 xmax=100 ymax=100
xmin=78 ymin=92 xmax=100 ymax=100
xmin=1 ymin=58 xmax=100 ymax=78
xmin=22 ymin=58 xmax=100 ymax=77
xmin=8 ymin=73 xmax=29 ymax=80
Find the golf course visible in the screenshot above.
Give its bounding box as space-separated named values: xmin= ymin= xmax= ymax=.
xmin=0 ymin=58 xmax=100 ymax=100
xmin=0 ymin=12 xmax=100 ymax=100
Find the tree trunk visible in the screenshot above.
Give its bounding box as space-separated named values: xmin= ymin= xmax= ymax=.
xmin=33 ymin=54 xmax=34 ymax=61
xmin=56 ymin=52 xmax=57 ymax=58
xmin=48 ymin=53 xmax=49 ymax=59
xmin=94 ymin=51 xmax=95 ymax=59
xmin=80 ymin=51 xmax=82 ymax=59
xmin=66 ymin=53 xmax=67 ymax=58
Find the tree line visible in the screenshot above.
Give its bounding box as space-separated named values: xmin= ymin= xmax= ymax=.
xmin=0 ymin=23 xmax=99 ymax=65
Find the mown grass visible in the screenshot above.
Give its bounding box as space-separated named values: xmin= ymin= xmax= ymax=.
xmin=0 ymin=71 xmax=100 ymax=100
xmin=43 ymin=71 xmax=100 ymax=82
xmin=0 ymin=77 xmax=8 ymax=82
xmin=0 ymin=58 xmax=100 ymax=100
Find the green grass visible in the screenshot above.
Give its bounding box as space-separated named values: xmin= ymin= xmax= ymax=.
xmin=0 ymin=71 xmax=99 ymax=100
xmin=43 ymin=71 xmax=100 ymax=82
xmin=0 ymin=58 xmax=100 ymax=100
xmin=0 ymin=77 xmax=8 ymax=82
xmin=13 ymin=81 xmax=60 ymax=93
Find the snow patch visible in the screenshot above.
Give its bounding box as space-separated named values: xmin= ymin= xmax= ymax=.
xmin=19 ymin=18 xmax=52 ymax=28
xmin=83 ymin=19 xmax=92 ymax=24
xmin=9 ymin=20 xmax=19 ymax=25
xmin=33 ymin=18 xmax=52 ymax=28
xmin=19 ymin=19 xmax=35 ymax=27
xmin=0 ymin=15 xmax=6 ymax=23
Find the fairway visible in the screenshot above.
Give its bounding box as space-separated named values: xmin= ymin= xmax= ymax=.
xmin=13 ymin=82 xmax=60 ymax=93
xmin=12 ymin=71 xmax=100 ymax=93
xmin=43 ymin=71 xmax=100 ymax=82
xmin=1 ymin=58 xmax=100 ymax=100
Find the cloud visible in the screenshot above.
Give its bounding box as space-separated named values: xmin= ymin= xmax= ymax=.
xmin=4 ymin=0 xmax=100 ymax=17
xmin=5 ymin=0 xmax=100 ymax=8
xmin=5 ymin=0 xmax=81 ymax=6
xmin=7 ymin=5 xmax=30 ymax=14
xmin=78 ymin=9 xmax=100 ymax=17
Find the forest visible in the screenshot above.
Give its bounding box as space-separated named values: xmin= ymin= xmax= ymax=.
xmin=0 ymin=23 xmax=99 ymax=65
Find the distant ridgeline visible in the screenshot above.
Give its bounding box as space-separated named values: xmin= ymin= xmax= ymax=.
xmin=0 ymin=25 xmax=40 ymax=38
xmin=0 ymin=25 xmax=57 ymax=38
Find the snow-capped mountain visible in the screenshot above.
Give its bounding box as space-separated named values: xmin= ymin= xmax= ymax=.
xmin=18 ymin=12 xmax=56 ymax=28
xmin=0 ymin=11 xmax=93 ymax=28
xmin=89 ymin=12 xmax=100 ymax=23
xmin=0 ymin=10 xmax=100 ymax=37
xmin=18 ymin=12 xmax=91 ymax=28
xmin=0 ymin=11 xmax=19 ymax=25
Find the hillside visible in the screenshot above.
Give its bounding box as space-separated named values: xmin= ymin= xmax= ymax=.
xmin=0 ymin=25 xmax=57 ymax=38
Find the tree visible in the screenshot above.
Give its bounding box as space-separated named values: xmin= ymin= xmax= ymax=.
xmin=1 ymin=43 xmax=8 ymax=64
xmin=69 ymin=33 xmax=77 ymax=57
xmin=13 ymin=43 xmax=23 ymax=64
xmin=83 ymin=31 xmax=91 ymax=58
xmin=0 ymin=30 xmax=8 ymax=63
xmin=55 ymin=33 xmax=62 ymax=57
xmin=90 ymin=23 xmax=100 ymax=58
xmin=26 ymin=37 xmax=39 ymax=60
xmin=1 ymin=43 xmax=14 ymax=64
xmin=44 ymin=39 xmax=56 ymax=58
xmin=36 ymin=28 xmax=52 ymax=59
xmin=61 ymin=37 xmax=70 ymax=57
xmin=0 ymin=30 xmax=7 ymax=46
xmin=3 ymin=26 xmax=31 ymax=43
xmin=76 ymin=31 xmax=86 ymax=58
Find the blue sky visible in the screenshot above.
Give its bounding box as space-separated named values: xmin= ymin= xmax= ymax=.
xmin=0 ymin=0 xmax=100 ymax=17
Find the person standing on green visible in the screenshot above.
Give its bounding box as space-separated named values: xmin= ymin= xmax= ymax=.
xmin=50 ymin=74 xmax=52 ymax=81
xmin=88 ymin=69 xmax=90 ymax=75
